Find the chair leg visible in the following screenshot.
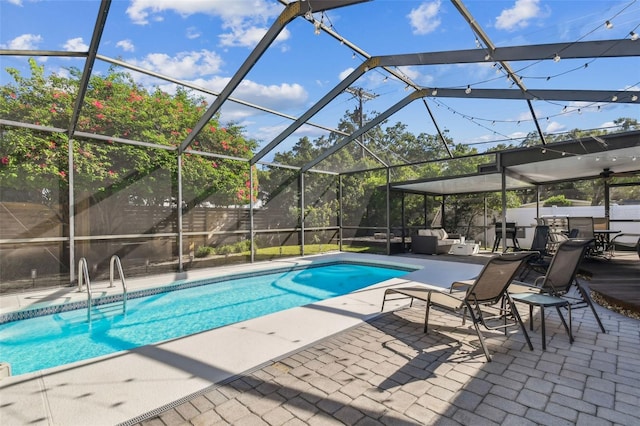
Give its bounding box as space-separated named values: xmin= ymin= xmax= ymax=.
xmin=472 ymin=321 xmax=492 ymax=362
xmin=554 ymin=305 xmax=573 ymax=344
xmin=508 ymin=297 xmax=534 ymax=351
xmin=529 ymin=304 xmax=534 ymax=330
xmin=423 ymin=303 xmax=430 ymax=334
xmin=576 ymin=284 xmax=606 ymax=333
xmin=540 ymin=306 xmax=547 ymax=350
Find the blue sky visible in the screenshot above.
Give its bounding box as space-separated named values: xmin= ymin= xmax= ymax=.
xmin=1 ymin=0 xmax=639 ymax=163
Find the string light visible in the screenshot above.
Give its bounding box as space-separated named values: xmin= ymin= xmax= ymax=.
xmin=553 ymin=53 xmax=561 ymax=62
xmin=314 ymin=20 xmax=321 ymax=35
xmin=611 ymin=95 xmax=618 ymax=101
xmin=631 ymin=31 xmax=639 ymax=41
xmin=632 ymin=94 xmax=638 ymax=101
xmin=431 ymin=88 xmax=438 ymax=96
xmin=465 ymin=85 xmax=472 ymax=94
xmin=484 ymin=54 xmax=491 ymax=61
xmin=605 ymin=20 xmax=613 ymax=29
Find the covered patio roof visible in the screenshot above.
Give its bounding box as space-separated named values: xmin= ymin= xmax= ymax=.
xmin=391 ymin=130 xmax=640 ymax=195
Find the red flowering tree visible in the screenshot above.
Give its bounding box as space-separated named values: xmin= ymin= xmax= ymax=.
xmin=0 ymin=59 xmax=258 ymax=266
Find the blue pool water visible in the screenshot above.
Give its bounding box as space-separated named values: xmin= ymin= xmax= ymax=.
xmin=0 ymin=262 xmax=411 ymax=375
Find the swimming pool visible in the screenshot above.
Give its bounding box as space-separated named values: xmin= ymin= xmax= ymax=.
xmin=0 ymin=261 xmax=413 ymax=376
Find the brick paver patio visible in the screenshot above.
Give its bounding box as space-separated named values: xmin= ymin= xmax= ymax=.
xmin=128 ymin=295 xmax=640 ymax=426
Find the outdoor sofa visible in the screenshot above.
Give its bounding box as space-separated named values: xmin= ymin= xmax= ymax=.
xmin=411 ymin=228 xmax=461 ymax=255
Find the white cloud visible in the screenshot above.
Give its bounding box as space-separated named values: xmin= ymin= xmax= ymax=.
xmin=220 ymin=26 xmax=290 ymax=48
xmin=126 ymin=0 xmax=283 ymax=48
xmin=116 ymin=39 xmax=135 ymax=52
xmin=396 ymin=66 xmax=434 ymax=86
xmin=1 ymin=33 xmax=42 ymax=49
xmin=127 ymin=0 xmax=280 ymax=25
xmin=408 ymin=0 xmax=442 ymax=35
xmin=130 ymin=50 xmax=224 ymax=79
xmin=509 ymin=131 xmax=528 ymax=139
xmin=217 ymin=79 xmax=308 ymax=121
xmin=495 ymin=0 xmax=541 ymax=31
xmin=598 ymin=121 xmax=616 ymax=130
xmin=339 ymin=67 xmax=355 ymax=81
xmin=6 ymin=0 xmax=22 ymax=5
xmin=63 ymin=37 xmax=88 ymax=51
xmin=186 ymin=27 xmax=201 ymax=40
xmin=151 ymin=75 xmax=309 ymax=123
xmin=545 ymin=121 xmax=565 ymax=133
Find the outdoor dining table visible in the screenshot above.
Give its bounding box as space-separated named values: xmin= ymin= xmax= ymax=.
xmin=593 ymin=229 xmax=621 ymax=256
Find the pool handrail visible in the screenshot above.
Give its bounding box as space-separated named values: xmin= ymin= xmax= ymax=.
xmin=78 ymin=257 xmax=93 ymax=323
xmin=109 ymin=255 xmax=127 ymax=314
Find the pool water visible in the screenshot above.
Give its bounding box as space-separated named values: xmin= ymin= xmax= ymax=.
xmin=0 ymin=262 xmax=411 ymax=375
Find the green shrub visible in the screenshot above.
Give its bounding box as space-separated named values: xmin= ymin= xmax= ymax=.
xmin=543 ymin=195 xmax=573 ymax=207
xmin=195 ymin=246 xmax=215 ymax=258
xmin=217 ymin=244 xmax=234 ymax=255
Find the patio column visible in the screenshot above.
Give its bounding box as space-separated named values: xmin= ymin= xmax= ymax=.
xmin=250 ymin=163 xmax=255 ymax=263
xmin=339 ymin=174 xmax=343 ymax=251
xmin=500 ymin=166 xmax=507 ymax=251
xmin=300 ymin=172 xmax=305 ymax=256
xmin=177 ymin=154 xmax=183 ymax=272
xmin=386 ymin=167 xmax=391 ymax=255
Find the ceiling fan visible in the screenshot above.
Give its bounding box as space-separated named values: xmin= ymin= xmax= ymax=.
xmin=599 ymin=167 xmax=640 ymax=180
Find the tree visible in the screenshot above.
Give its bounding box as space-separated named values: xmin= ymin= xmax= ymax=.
xmin=1 ymin=59 xmax=258 ymax=269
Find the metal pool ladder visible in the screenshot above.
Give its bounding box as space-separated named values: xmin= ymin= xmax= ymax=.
xmin=109 ymin=255 xmax=128 ymax=315
xmin=78 ymin=256 xmax=128 ymax=323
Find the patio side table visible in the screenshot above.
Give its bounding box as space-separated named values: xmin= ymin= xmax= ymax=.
xmin=510 ymin=292 xmax=573 ymax=350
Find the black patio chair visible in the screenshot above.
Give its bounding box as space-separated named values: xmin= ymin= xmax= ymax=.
xmin=381 ymin=251 xmax=537 ymax=362
xmin=510 ymin=238 xmax=606 ymax=334
xmin=518 ymin=225 xmax=552 ymax=280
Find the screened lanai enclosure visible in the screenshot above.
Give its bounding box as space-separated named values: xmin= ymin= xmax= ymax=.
xmin=1 ymin=0 xmax=639 ymax=292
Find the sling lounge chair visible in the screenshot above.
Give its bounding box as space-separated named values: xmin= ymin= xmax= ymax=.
xmin=510 ymin=238 xmax=606 ymax=334
xmin=381 ymin=251 xmax=537 ymax=362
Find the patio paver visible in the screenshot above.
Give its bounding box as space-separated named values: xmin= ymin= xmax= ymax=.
xmin=128 ymin=293 xmax=640 ymax=426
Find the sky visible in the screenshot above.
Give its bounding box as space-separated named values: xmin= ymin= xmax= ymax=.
xmin=1 ymin=0 xmax=639 ymax=165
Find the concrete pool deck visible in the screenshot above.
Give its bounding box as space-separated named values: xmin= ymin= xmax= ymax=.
xmin=0 ymin=253 xmax=484 ymax=426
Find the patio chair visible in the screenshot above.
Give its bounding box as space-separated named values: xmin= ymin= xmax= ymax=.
xmin=381 ymin=251 xmax=537 ymax=362
xmin=518 ymin=225 xmax=552 ymax=280
xmin=509 ymin=238 xmax=606 ymax=334
xmin=567 ymin=217 xmax=601 ymax=256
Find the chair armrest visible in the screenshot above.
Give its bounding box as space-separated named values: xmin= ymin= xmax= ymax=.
xmin=450 ymin=279 xmax=475 ymax=293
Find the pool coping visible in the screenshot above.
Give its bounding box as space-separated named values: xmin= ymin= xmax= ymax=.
xmin=0 ymin=257 xmax=419 ymax=324
xmin=0 ymin=253 xmax=483 ymax=426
